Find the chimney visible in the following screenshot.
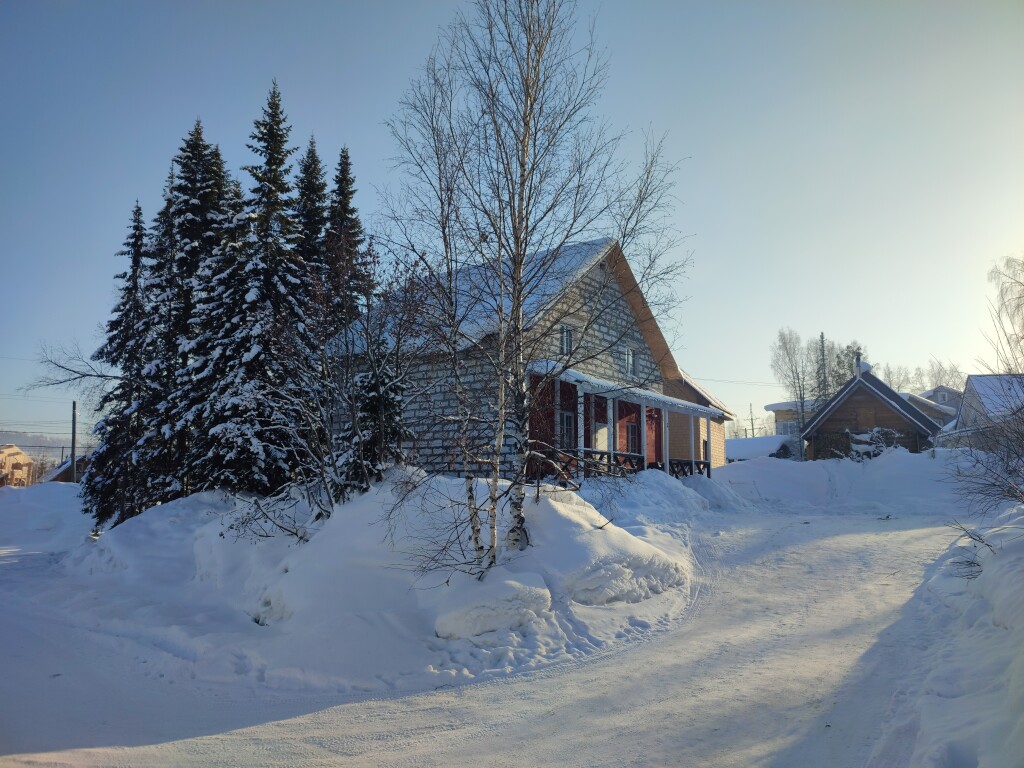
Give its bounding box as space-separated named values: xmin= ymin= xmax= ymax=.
xmin=855 ymin=351 xmax=862 ymax=379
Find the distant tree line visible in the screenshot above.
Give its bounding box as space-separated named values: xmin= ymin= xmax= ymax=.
xmin=78 ymin=83 xmax=402 ymax=533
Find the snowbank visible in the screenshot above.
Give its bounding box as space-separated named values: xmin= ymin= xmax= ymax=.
xmin=1 ymin=472 xmax=697 ymax=697
xmin=715 ymin=449 xmax=964 ymax=517
xmin=871 ymin=505 xmax=1024 ymax=768
xmin=0 ymin=483 xmax=92 ymax=554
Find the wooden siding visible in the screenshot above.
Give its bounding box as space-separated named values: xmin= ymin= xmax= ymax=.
xmin=662 ymin=378 xmax=727 ymax=468
xmin=805 ymin=389 xmax=931 ymax=459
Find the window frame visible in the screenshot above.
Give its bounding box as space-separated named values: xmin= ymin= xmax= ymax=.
xmin=560 ymin=325 xmax=574 ymax=357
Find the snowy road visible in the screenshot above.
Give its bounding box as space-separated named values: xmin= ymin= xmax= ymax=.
xmin=5 ymin=506 xmax=953 ymax=767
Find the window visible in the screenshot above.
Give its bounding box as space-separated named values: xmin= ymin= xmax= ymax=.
xmin=559 ymin=410 xmax=576 ymax=449
xmin=625 ymin=348 xmax=637 ymax=376
xmin=938 ymin=392 xmax=948 ymax=404
xmin=627 ymin=422 xmax=640 ymax=454
xmin=560 ymin=325 xmax=574 ymax=356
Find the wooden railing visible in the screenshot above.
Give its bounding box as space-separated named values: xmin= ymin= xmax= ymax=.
xmin=668 ymin=458 xmax=712 ymax=478
xmin=448 ymin=450 xmax=710 ymax=482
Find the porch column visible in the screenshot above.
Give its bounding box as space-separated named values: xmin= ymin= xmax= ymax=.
xmin=705 ymin=415 xmax=713 ymax=475
xmin=689 ymin=413 xmax=696 ymax=474
xmin=640 ymin=403 xmax=648 ymax=468
xmin=606 ymin=396 xmax=615 ymax=471
xmin=662 ymin=408 xmax=669 ymax=472
xmin=553 ymin=378 xmax=561 ymax=449
xmin=576 ymin=391 xmax=584 ymax=456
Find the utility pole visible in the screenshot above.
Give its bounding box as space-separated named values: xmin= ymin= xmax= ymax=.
xmin=748 ymin=404 xmax=756 ymax=437
xmin=71 ymin=400 xmax=78 ymax=483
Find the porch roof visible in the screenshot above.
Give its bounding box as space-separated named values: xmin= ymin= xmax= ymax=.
xmin=531 ymin=361 xmax=724 ymax=419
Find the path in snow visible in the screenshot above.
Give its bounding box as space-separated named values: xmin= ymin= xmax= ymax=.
xmin=6 ymin=507 xmax=953 ymax=767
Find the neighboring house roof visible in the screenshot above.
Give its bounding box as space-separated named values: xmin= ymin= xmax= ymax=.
xmin=764 ymin=400 xmax=817 ymax=413
xmin=900 ymin=392 xmax=956 ymax=417
xmin=918 ymin=385 xmax=962 ymax=399
xmin=725 ymin=435 xmax=791 ymax=461
xmin=962 ymin=374 xmax=1024 ymax=420
xmin=801 ymin=370 xmax=940 ymax=438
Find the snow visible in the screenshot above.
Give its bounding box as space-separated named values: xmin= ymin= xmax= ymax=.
xmin=1 ymin=451 xmax=1021 ymax=766
xmin=724 ymin=433 xmax=791 ymax=460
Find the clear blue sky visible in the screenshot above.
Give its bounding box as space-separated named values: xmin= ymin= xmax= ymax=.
xmin=2 ymin=0 xmax=1022 ymax=443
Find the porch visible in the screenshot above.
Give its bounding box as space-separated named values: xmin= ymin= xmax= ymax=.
xmin=527 ymin=366 xmax=722 ymax=482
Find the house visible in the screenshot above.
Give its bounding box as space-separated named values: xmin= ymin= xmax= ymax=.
xmin=900 ymin=392 xmax=957 ymax=427
xmin=919 ymin=385 xmax=963 ymax=416
xmin=401 ymin=238 xmax=733 ymax=479
xmin=935 ymin=374 xmax=1024 ymax=449
xmin=764 ymin=400 xmax=817 ymax=438
xmin=801 ymin=361 xmax=941 ymax=459
xmin=725 ymin=434 xmax=794 ymax=462
xmin=40 ymin=455 xmax=90 ymax=483
xmin=0 ymin=445 xmax=34 ymax=487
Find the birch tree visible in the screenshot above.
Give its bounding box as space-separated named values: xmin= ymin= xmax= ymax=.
xmin=770 ymin=328 xmax=814 ymax=458
xmin=385 ymin=0 xmax=681 ymax=572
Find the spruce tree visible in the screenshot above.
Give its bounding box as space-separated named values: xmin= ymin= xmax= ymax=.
xmin=133 ymin=170 xmax=182 ymax=510
xmin=325 ymin=147 xmax=369 ymax=326
xmin=165 ymin=122 xmax=229 ymax=495
xmin=294 ymin=136 xmax=328 ymax=280
xmin=196 ymin=82 xmax=328 ymax=499
xmin=82 ymin=204 xmax=150 ymax=526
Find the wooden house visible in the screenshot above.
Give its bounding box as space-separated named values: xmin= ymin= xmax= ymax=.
xmin=918 ymin=385 xmax=963 ymax=418
xmin=764 ymin=400 xmax=818 ymax=438
xmin=801 ymin=362 xmax=940 ymax=459
xmin=401 ymin=239 xmax=733 ymax=479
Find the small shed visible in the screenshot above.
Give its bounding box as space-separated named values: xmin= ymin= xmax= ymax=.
xmin=801 ymin=363 xmax=940 ymax=459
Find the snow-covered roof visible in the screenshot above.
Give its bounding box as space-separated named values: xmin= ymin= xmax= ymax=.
xmin=918 ymin=385 xmax=961 ymax=399
xmin=725 ymin=435 xmax=791 ymax=461
xmin=965 ymin=374 xmax=1024 ymax=419
xmin=530 ymin=361 xmax=724 ymax=419
xmin=764 ymin=400 xmax=817 ymax=413
xmin=457 ymin=238 xmax=615 ymax=344
xmin=900 ymin=392 xmax=956 ymax=416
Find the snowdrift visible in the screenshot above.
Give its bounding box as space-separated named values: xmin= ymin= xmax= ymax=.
xmin=870 ymin=503 xmax=1024 ymax=768
xmin=0 ymin=471 xmax=703 ymax=696
xmin=715 ymin=448 xmax=966 ymax=517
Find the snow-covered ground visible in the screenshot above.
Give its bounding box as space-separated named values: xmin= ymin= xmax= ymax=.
xmin=1 ymin=451 xmax=1020 ymax=767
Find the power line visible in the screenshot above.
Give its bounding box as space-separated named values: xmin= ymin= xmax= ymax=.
xmin=690 ymin=376 xmax=781 ymax=387
xmin=0 ymin=393 xmax=78 ymax=403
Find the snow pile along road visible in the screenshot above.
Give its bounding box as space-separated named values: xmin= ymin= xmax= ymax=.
xmin=1 ymin=450 xmax=1021 ymax=767
xmin=0 ymin=472 xmax=697 ymax=754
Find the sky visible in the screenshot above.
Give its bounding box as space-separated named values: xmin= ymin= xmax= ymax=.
xmin=1 ymin=0 xmax=1022 ymax=445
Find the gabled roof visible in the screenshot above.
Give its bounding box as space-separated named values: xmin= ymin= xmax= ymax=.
xmin=918 ymin=384 xmax=962 ymax=399
xmin=801 ymin=370 xmax=940 ymax=438
xmin=961 ymin=374 xmax=1024 ymax=420
xmin=411 ymin=237 xmax=734 ymax=419
xmin=606 ymin=244 xmax=734 ymax=419
xmin=764 ymin=400 xmax=818 ymax=413
xmin=456 ymin=238 xmax=616 ymax=344
xmin=900 ymin=392 xmax=956 ymax=416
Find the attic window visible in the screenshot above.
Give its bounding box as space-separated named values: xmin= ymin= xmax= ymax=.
xmin=625 ymin=348 xmax=637 ymax=376
xmin=938 ymin=392 xmax=948 ymax=404
xmin=560 ymin=325 xmax=574 ymax=356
